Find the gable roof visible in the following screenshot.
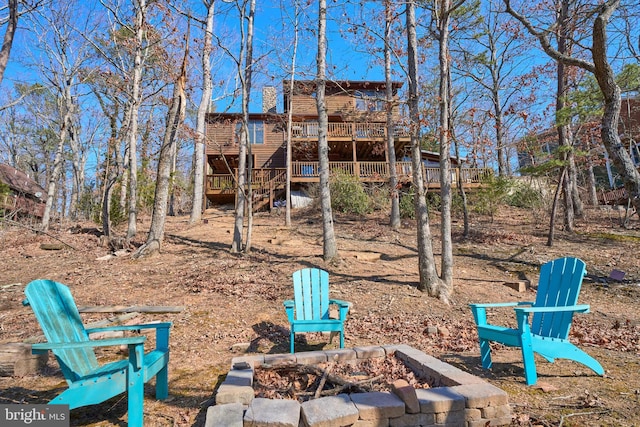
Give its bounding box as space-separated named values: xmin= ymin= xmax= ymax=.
xmin=0 ymin=164 xmax=45 ymax=198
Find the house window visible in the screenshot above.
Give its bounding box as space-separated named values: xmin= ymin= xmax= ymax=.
xmin=235 ymin=120 xmax=264 ymax=144
xmin=355 ymin=90 xmax=385 ymax=112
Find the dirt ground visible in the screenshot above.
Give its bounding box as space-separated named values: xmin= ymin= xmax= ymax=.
xmin=0 ymin=204 xmax=639 ymax=426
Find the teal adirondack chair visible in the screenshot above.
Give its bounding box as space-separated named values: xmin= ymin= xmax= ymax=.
xmin=284 ymin=268 xmax=351 ymax=353
xmin=469 ymin=257 xmax=604 ymax=385
xmin=23 ymin=279 xmax=172 ymax=427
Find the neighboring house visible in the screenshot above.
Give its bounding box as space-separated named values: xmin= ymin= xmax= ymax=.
xmin=0 ymin=164 xmax=46 ymax=218
xmin=204 ymin=80 xmax=491 ymax=209
xmin=518 ymin=95 xmax=640 ymax=176
xmin=516 ymin=95 xmax=640 ymax=205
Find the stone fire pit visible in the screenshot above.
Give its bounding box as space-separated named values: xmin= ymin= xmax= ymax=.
xmin=206 ymin=344 xmax=511 ymax=427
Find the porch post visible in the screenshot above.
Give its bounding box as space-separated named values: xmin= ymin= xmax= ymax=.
xmin=352 ymin=124 xmax=359 ymax=179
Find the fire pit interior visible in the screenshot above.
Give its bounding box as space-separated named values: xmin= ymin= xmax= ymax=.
xmin=253 ymin=352 xmax=432 ymax=402
xmin=207 ymin=344 xmax=512 ymax=427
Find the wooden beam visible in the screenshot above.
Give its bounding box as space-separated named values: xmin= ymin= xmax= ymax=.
xmin=77 ymin=305 xmax=185 ymax=313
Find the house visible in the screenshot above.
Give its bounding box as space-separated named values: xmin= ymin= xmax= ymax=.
xmin=0 ymin=164 xmax=46 ymax=218
xmin=517 ymin=95 xmax=640 ymax=205
xmin=204 ymin=80 xmax=492 ymax=209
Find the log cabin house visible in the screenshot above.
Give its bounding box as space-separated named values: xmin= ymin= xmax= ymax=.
xmin=204 ymin=80 xmax=492 ymax=210
xmin=0 ymin=163 xmax=46 ymax=218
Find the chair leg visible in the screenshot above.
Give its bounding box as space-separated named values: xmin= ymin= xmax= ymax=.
xmin=155 ymin=364 xmax=169 ymax=400
xmin=479 ymin=338 xmax=493 ymax=369
xmin=520 ymin=337 xmax=538 ymax=385
xmin=127 ymin=346 xmax=145 ymax=427
xmin=339 ymin=330 xmax=344 ymax=349
xmin=290 ymin=331 xmax=295 ymax=353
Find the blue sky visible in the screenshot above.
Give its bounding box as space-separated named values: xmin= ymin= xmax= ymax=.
xmin=209 ymin=1 xmax=395 ymax=114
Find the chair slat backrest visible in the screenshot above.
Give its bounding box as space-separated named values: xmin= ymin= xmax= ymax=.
xmin=292 ymin=268 xmax=330 ymax=321
xmin=532 ymin=257 xmax=586 ymax=339
xmin=24 ymin=279 xmax=99 ymax=380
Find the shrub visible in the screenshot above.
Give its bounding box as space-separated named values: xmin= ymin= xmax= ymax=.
xmin=329 ymin=171 xmax=372 ymax=215
xmin=399 ymin=186 xmax=415 ymax=219
xmin=507 ymin=180 xmax=545 ymax=210
xmin=470 ymin=175 xmax=512 ymax=220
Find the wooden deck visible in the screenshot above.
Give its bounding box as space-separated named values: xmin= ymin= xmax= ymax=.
xmin=205 ymin=162 xmax=492 ymax=197
xmin=597 ymin=187 xmax=628 ymax=205
xmin=290 ymin=122 xmax=409 ymax=140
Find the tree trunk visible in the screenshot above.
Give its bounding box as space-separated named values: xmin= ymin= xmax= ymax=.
xmin=586 ymin=138 xmax=598 ymax=205
xmin=406 ymin=0 xmax=443 ymax=297
xmin=41 ymin=85 xmax=74 ymax=231
xmin=436 ymin=0 xmax=454 ymax=299
xmin=285 ymin=2 xmax=300 ymax=228
xmin=0 ymin=0 xmax=18 ymax=85
xmin=556 ymin=0 xmax=575 ymax=232
xmin=385 ymin=0 xmax=400 ymax=231
xmin=231 ymin=0 xmax=256 ymax=253
xmin=68 ymin=120 xmax=86 ymax=221
xmin=244 ymin=0 xmax=256 ymax=253
xmin=134 ymin=47 xmax=187 ymax=258
xmin=592 ymin=1 xmax=640 ymax=214
xmin=190 ymin=0 xmax=216 ymax=224
xmin=490 ymin=36 xmax=508 ymax=177
xmin=125 ymin=0 xmax=147 ymax=240
xmin=317 ymin=0 xmax=338 ymax=262
xmin=547 ymin=167 xmax=566 ymax=246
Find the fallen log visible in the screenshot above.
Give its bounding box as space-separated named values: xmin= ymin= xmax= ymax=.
xmin=77 ymin=305 xmax=185 ymax=313
xmin=0 ymin=343 xmax=48 ymax=376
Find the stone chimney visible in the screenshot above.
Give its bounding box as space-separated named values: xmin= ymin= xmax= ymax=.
xmin=262 ymin=86 xmax=277 ymax=113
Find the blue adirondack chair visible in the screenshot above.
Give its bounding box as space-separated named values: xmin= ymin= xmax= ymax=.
xmin=23 ymin=279 xmax=172 ymax=427
xmin=469 ymin=257 xmax=604 ymax=385
xmin=283 ymin=268 xmax=351 ymax=353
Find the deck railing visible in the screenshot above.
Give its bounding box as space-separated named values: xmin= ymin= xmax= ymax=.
xmin=291 ymin=121 xmax=408 ymax=139
xmin=206 ymin=162 xmax=492 ymax=193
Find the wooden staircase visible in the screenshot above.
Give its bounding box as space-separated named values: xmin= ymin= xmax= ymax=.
xmin=249 ymin=169 xmax=287 ymax=212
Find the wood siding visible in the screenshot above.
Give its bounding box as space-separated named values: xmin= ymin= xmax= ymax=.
xmin=206 ymin=119 xmax=285 ymax=171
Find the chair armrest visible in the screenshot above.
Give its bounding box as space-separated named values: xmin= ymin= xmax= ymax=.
xmin=329 ymin=299 xmax=351 ymax=308
xmin=330 ymin=299 xmax=351 ymax=320
xmin=515 ymin=304 xmax=590 ymax=314
xmin=283 ymin=300 xmax=295 ymax=323
xmin=31 ymin=336 xmax=146 ymax=352
xmin=87 ymin=322 xmax=172 ymax=350
xmin=469 ymin=302 xmax=533 ymax=327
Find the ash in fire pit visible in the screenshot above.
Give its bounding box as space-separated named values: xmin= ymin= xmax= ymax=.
xmin=209 ymin=344 xmax=511 ymax=427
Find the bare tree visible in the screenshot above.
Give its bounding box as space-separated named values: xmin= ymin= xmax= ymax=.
xmin=30 ymin=2 xmax=93 ymax=231
xmin=124 ymin=0 xmax=148 ymax=240
xmin=406 ymin=0 xmax=445 ymax=300
xmin=452 ymin=0 xmax=529 ymax=177
xmin=316 ymin=0 xmax=338 ymax=262
xmin=283 ymin=0 xmax=301 ymax=228
xmin=384 ymin=0 xmax=401 ymax=230
xmin=134 ymin=40 xmax=188 ymax=258
xmin=505 ymin=0 xmax=640 ymax=215
xmin=230 ymin=0 xmax=256 ymax=253
xmin=432 ymin=0 xmax=467 ymax=292
xmin=555 ymin=0 xmax=578 ymax=232
xmin=0 ymin=0 xmax=18 ymax=85
xmin=190 ymin=0 xmax=216 ymax=224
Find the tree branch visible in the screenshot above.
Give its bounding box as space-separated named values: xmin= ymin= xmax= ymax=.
xmin=503 ymin=0 xmax=596 ymax=73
